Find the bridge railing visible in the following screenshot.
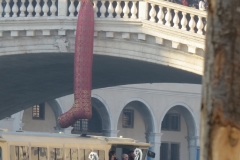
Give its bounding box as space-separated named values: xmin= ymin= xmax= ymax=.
xmin=144 ymin=0 xmax=207 ymax=35
xmin=0 ymin=0 xmax=58 ymax=17
xmin=67 ymin=0 xmax=139 ymax=18
xmin=0 ymin=0 xmax=140 ymax=18
xmin=0 ymin=0 xmax=207 ymax=52
xmin=0 ymin=0 xmax=207 ymax=22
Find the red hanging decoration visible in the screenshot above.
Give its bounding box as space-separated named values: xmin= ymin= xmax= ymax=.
xmin=58 ymin=0 xmax=94 ymax=128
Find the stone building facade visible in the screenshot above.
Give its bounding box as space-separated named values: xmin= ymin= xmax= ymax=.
xmin=0 ymin=83 xmax=201 ymax=160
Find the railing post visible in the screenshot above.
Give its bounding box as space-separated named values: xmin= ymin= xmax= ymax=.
xmin=58 ymin=0 xmax=68 ymax=16
xmin=138 ymin=1 xmax=148 ymax=20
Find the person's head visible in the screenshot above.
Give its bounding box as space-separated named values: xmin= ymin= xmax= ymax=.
xmin=122 ymin=154 xmax=129 ymax=160
xmin=204 ymin=0 xmax=207 ymax=2
xmin=109 ymin=151 xmax=116 ymax=160
xmin=128 ymin=151 xmax=135 ymax=158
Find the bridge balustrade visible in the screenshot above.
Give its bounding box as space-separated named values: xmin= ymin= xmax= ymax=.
xmin=0 ymin=0 xmax=207 ymax=54
xmin=145 ymin=0 xmax=207 ymax=35
xmin=0 ymin=0 xmax=57 ymax=17
xmin=0 ymin=0 xmax=207 ymax=36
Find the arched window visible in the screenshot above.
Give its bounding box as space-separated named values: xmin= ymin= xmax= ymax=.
xmin=72 ymin=106 xmax=102 ymax=135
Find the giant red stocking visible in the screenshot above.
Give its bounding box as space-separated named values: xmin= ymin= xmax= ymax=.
xmin=58 ymin=0 xmax=94 ymax=128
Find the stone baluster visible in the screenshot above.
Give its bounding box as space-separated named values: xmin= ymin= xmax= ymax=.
xmin=93 ymin=1 xmax=98 ymax=18
xmin=189 ymin=14 xmax=196 ymax=33
xmin=0 ymin=0 xmax=3 ymax=17
xmin=35 ymin=0 xmax=42 ymax=17
xmin=68 ymin=0 xmax=75 ymax=17
xmin=108 ymin=0 xmax=113 ymax=18
xmin=181 ymin=12 xmax=187 ymax=31
xmin=173 ymin=10 xmax=179 ymax=29
xmin=149 ymin=4 xmax=156 ymax=22
xmin=76 ymin=0 xmax=81 ymax=15
xmin=157 ymin=6 xmax=164 ymax=24
xmin=12 ymin=0 xmax=18 ymax=17
xmin=4 ymin=0 xmax=11 ymax=17
xmin=165 ymin=8 xmax=172 ymax=27
xmin=42 ymin=0 xmax=49 ymax=16
xmin=204 ymin=20 xmax=207 ymax=33
xmin=123 ymin=1 xmax=129 ymax=18
xmin=19 ymin=0 xmax=26 ymax=17
xmin=197 ymin=16 xmax=203 ymax=34
xmin=115 ymin=1 xmax=122 ymax=18
xmin=130 ymin=1 xmax=137 ymax=19
xmin=27 ymin=0 xmax=34 ymax=17
xmin=100 ymin=1 xmax=106 ymax=18
xmin=50 ymin=0 xmax=57 ymax=16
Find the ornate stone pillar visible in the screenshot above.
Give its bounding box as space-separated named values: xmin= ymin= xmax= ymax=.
xmin=103 ymin=130 xmax=119 ymax=137
xmin=145 ymin=132 xmax=163 ymax=160
xmin=186 ymin=136 xmax=198 ymax=160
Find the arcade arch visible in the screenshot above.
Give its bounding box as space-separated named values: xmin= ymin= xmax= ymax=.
xmin=116 ymin=99 xmax=155 ymax=142
xmin=71 ymin=96 xmax=112 ymax=136
xmin=160 ymin=104 xmax=197 ymax=160
xmin=22 ymin=100 xmax=64 ymax=132
xmin=91 ymin=96 xmax=112 ymax=132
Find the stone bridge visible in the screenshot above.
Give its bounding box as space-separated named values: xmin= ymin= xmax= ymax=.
xmin=0 ymin=0 xmax=206 ymax=118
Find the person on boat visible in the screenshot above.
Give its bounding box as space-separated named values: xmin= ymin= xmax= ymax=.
xmin=109 ymin=151 xmax=117 ymax=160
xmin=122 ymin=154 xmax=129 ymax=160
xmin=128 ymin=151 xmax=136 ymax=160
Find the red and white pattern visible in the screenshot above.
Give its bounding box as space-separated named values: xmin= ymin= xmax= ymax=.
xmin=58 ymin=0 xmax=94 ymax=128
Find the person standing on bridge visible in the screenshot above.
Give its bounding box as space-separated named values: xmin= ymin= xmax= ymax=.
xmin=199 ymin=0 xmax=207 ymax=10
xmin=182 ymin=0 xmax=188 ymax=6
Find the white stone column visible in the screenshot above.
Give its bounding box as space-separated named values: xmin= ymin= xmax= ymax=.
xmin=186 ymin=136 xmax=198 ymax=160
xmin=138 ymin=1 xmax=148 ymax=20
xmin=58 ymin=0 xmax=68 ymax=16
xmin=145 ymin=132 xmax=163 ymax=160
xmin=103 ymin=130 xmax=119 ymax=137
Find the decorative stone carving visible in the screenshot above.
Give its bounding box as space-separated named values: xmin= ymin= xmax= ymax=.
xmin=134 ymin=148 xmax=142 ymax=160
xmin=55 ymin=38 xmax=69 ymax=52
xmin=89 ymin=152 xmax=99 ymax=160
